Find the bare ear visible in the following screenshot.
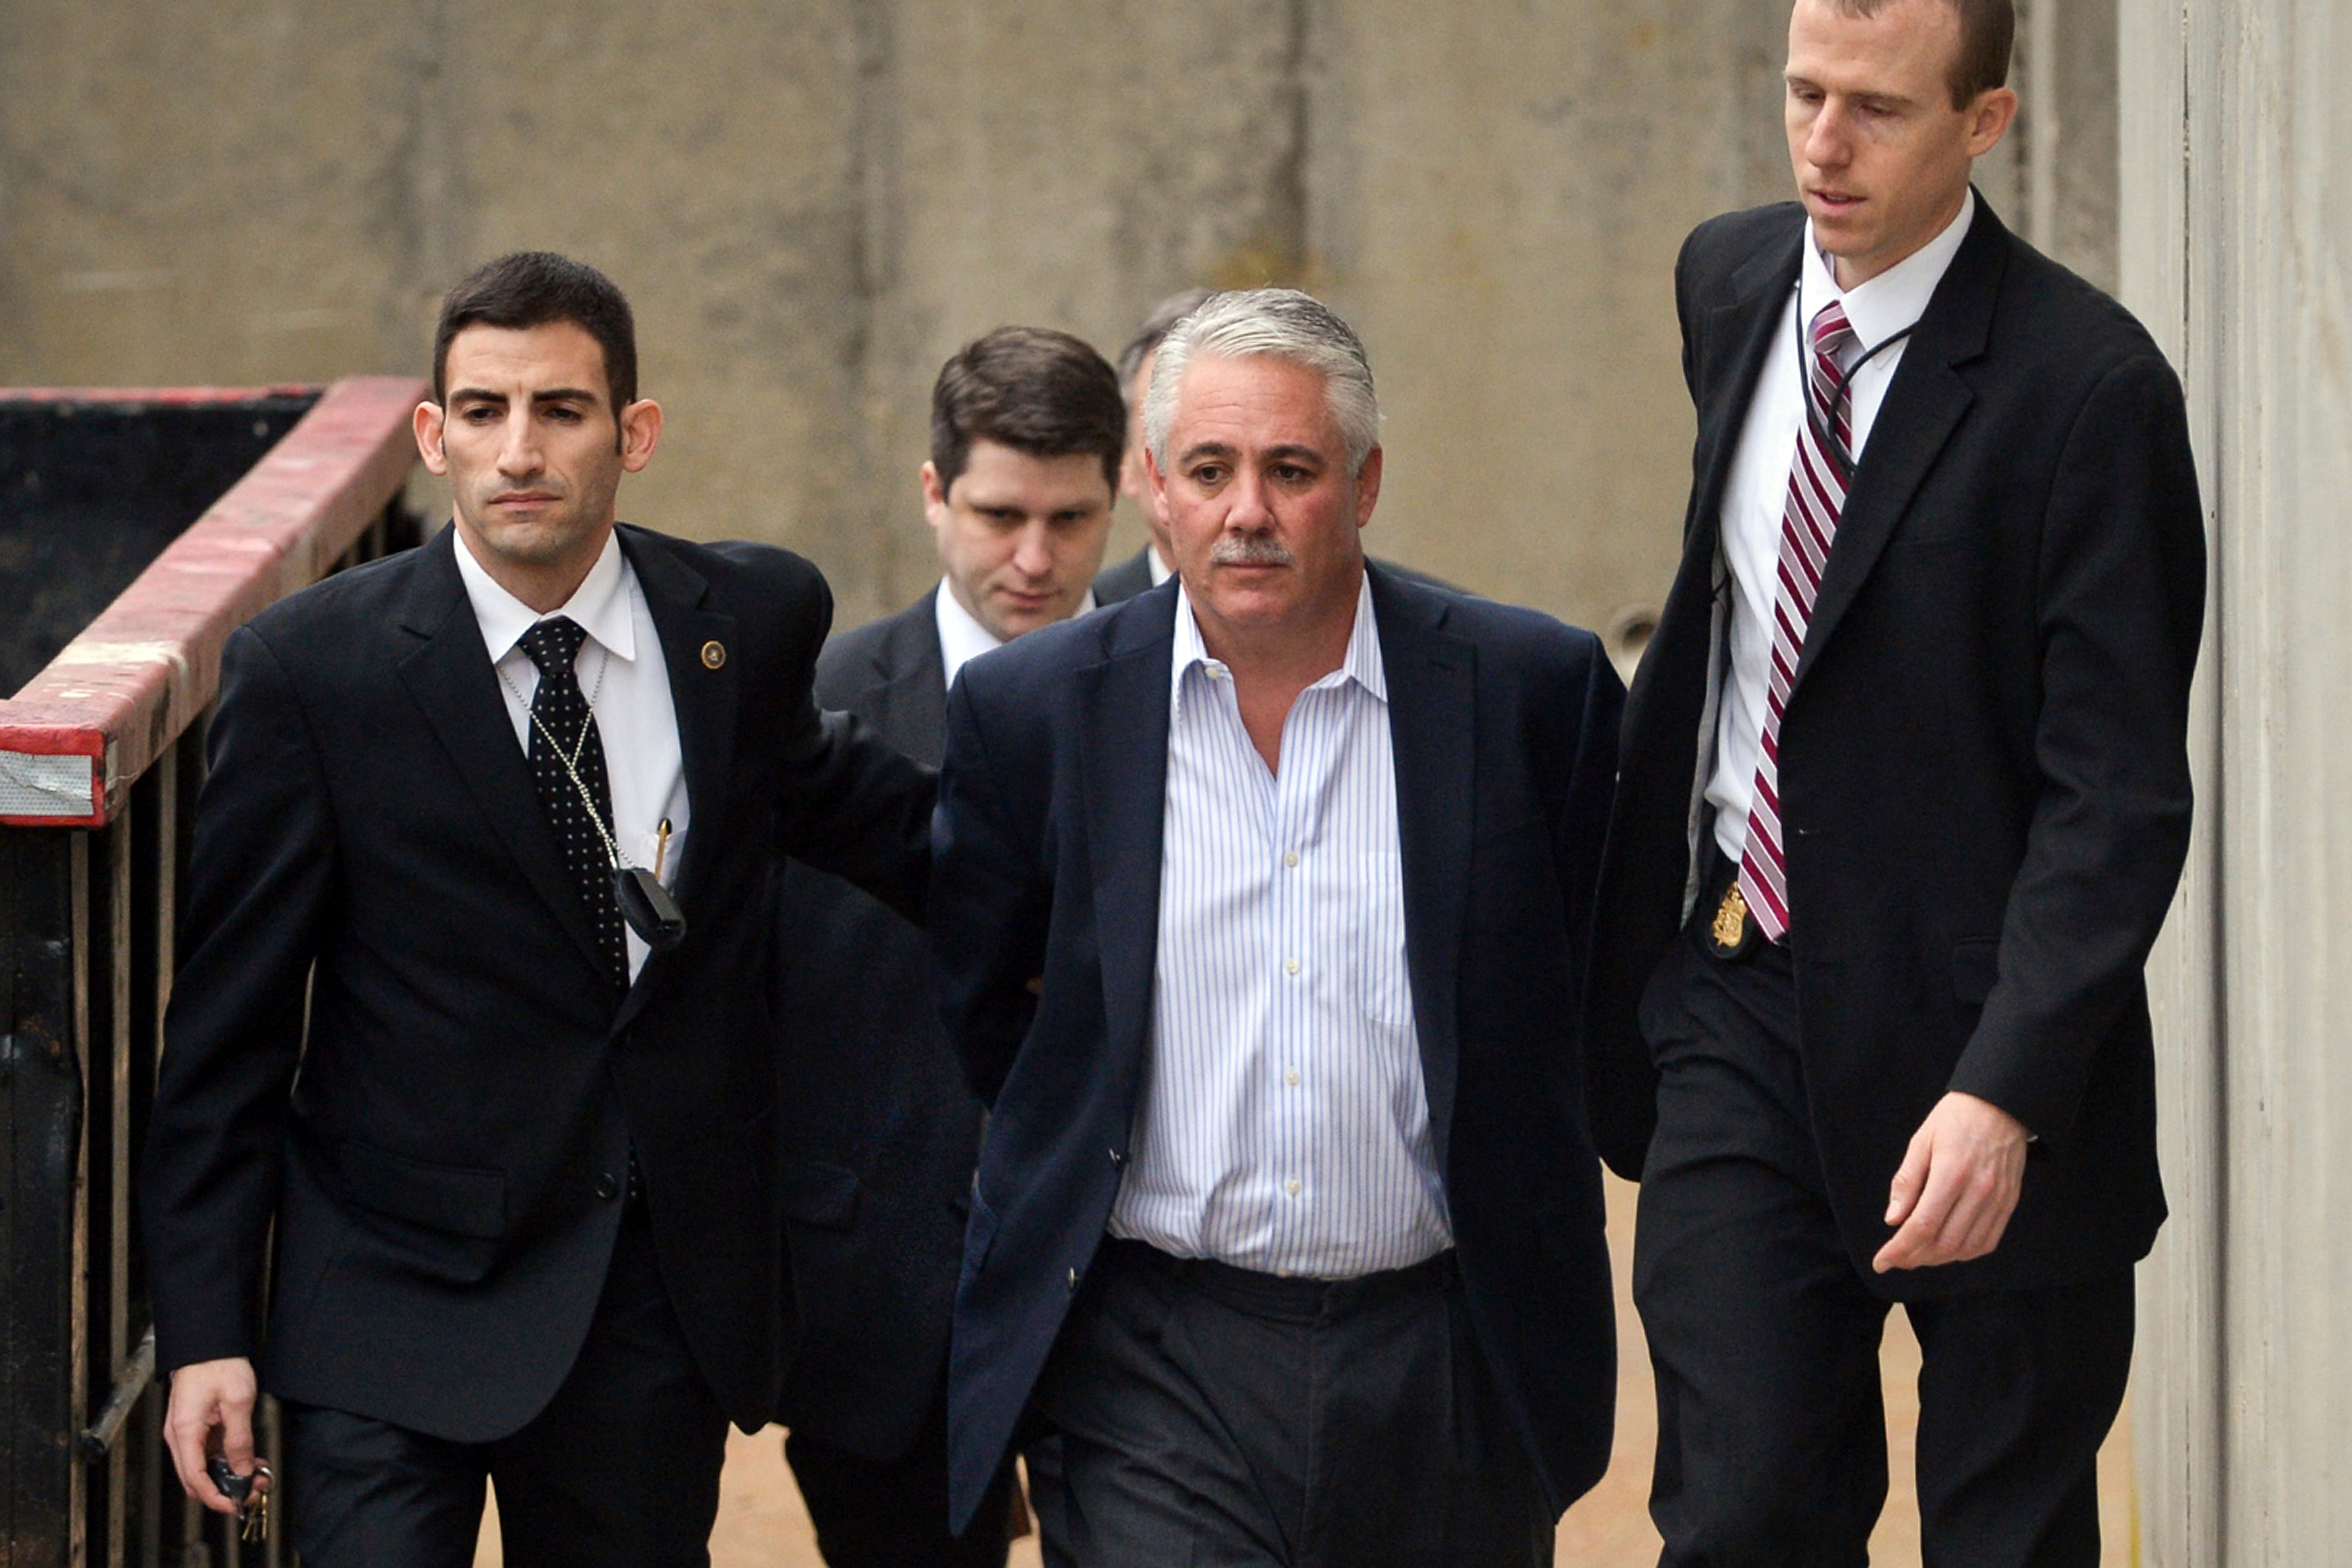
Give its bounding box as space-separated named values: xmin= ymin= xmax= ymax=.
xmin=1143 ymin=445 xmax=1176 ymax=531
xmin=920 ymin=460 xmax=949 ymax=528
xmin=1353 ymin=446 xmax=1385 ymax=530
xmin=619 ymin=399 xmax=663 ymax=472
xmin=1966 ymin=85 xmax=2018 ymax=158
xmin=414 ymin=402 xmax=448 ymax=476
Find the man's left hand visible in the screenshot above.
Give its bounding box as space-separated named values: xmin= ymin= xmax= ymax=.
xmin=1872 ymin=1091 xmax=2029 ymax=1273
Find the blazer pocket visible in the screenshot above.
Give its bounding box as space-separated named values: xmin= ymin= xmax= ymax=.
xmin=336 ymin=1138 xmax=507 ymax=1239
xmin=1951 ymin=938 xmax=2001 ymax=1005
xmin=779 ymin=1159 xmax=860 ymax=1230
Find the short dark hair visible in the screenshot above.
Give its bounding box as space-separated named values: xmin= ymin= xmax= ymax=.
xmin=1116 ymin=289 xmax=1215 ymax=397
xmin=432 ymin=251 xmax=639 ymax=412
xmin=929 ymin=327 xmax=1126 ymax=495
xmin=1832 ymin=0 xmax=2012 ymax=107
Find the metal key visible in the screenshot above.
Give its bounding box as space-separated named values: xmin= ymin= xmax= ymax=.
xmin=241 ymin=1463 xmax=272 ymax=1543
xmin=205 ymin=1455 xmax=272 ymax=1543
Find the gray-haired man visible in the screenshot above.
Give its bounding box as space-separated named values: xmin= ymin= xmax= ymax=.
xmin=931 ymin=288 xmax=1623 ymax=1565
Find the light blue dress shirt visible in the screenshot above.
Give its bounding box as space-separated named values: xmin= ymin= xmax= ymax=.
xmin=1106 ymin=573 xmax=1454 ymax=1279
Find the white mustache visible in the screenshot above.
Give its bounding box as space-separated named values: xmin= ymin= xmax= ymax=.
xmin=1209 ymin=536 xmax=1296 ymax=567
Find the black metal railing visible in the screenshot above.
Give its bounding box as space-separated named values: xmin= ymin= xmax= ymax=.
xmin=2 ymin=379 xmax=426 ymax=1568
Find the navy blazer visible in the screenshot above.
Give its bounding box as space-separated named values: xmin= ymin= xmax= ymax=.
xmin=930 ymin=566 xmax=1624 ymax=1528
xmin=772 ymin=588 xmax=987 ymax=1460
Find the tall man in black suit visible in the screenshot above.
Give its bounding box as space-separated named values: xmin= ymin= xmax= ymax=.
xmin=1584 ymin=0 xmax=2205 ymax=1562
xmin=140 ymin=252 xmax=933 ymax=1566
xmin=772 ymin=325 xmax=1125 ymax=1567
xmin=932 ymin=288 xmax=1623 ymax=1565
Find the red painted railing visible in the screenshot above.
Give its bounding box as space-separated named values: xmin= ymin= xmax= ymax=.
xmin=0 ymin=375 xmax=425 ymax=827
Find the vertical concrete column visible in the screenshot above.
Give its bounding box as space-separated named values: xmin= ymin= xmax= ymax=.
xmin=2122 ymin=0 xmax=2352 ymax=1561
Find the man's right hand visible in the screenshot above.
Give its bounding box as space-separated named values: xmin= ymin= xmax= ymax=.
xmin=163 ymin=1356 xmax=265 ymax=1515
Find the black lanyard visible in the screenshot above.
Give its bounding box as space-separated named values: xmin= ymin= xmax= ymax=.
xmin=1796 ymin=285 xmax=1916 ymax=486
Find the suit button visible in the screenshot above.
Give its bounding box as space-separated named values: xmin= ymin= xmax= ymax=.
xmin=1108 ymin=1148 xmax=1126 ymax=1170
xmin=1068 ymin=1267 xmax=1081 ymax=1292
xmin=595 ymin=1172 xmax=621 ymax=1200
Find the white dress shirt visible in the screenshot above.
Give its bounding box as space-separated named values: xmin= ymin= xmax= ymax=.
xmin=1707 ymin=190 xmax=1976 ymax=864
xmin=933 ymin=577 xmax=1095 ymax=691
xmin=1108 ymin=574 xmax=1453 ymax=1279
xmin=453 ymin=527 xmax=689 ymax=982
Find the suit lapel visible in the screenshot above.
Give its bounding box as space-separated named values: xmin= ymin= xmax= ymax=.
xmin=614 ymin=528 xmax=734 ymax=1021
xmin=1690 ymin=223 xmax=1806 ymax=561
xmin=395 ymin=526 xmax=612 ymax=980
xmin=1079 ymin=590 xmax=1175 ymax=1085
xmin=1371 ymin=569 xmax=1474 ymax=1173
xmin=880 ymin=590 xmax=950 ymax=767
xmin=1792 ymin=196 xmax=2004 ymax=693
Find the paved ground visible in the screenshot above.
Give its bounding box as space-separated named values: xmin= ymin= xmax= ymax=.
xmin=477 ymin=1176 xmax=2133 ymax=1565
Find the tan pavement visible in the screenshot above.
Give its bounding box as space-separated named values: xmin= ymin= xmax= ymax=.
xmin=477 ymin=1177 xmax=2133 ymax=1566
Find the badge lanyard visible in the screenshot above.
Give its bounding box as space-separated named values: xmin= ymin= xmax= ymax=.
xmin=499 ymin=641 xmax=689 ymax=953
xmin=1795 ymin=279 xmax=1917 ymax=486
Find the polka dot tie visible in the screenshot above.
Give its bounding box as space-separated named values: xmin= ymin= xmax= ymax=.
xmin=519 ymin=617 xmax=628 ymax=987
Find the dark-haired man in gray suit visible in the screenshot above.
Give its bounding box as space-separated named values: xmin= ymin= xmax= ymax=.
xmin=773 ymin=324 xmax=1125 ymax=1567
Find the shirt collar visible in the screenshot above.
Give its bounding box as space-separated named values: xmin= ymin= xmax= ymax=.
xmin=453 ymin=525 xmax=638 ymax=665
xmin=1169 ymin=570 xmax=1386 ymax=718
xmin=1799 ymin=186 xmax=1975 ymax=352
xmin=933 ymin=579 xmax=1096 ymax=691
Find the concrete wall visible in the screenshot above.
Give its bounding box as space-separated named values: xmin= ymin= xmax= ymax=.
xmin=0 ymin=0 xmax=2105 ymax=662
xmin=2123 ymin=0 xmax=2352 ymax=1561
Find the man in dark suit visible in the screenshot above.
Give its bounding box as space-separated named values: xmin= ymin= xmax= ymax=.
xmin=772 ymin=325 xmax=1125 ymax=1567
xmin=932 ymin=288 xmax=1622 ymax=1565
xmin=140 ymin=252 xmax=933 ymax=1566
xmin=1584 ymin=1 xmax=2205 ymax=1562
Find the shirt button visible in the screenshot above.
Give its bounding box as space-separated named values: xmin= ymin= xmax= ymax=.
xmin=1285 ymin=1069 xmax=1301 ymax=1085
xmin=595 ymin=1172 xmax=621 ymax=1200
xmin=1283 ymin=851 xmax=1300 ymax=868
xmin=1285 ymin=1177 xmax=1302 ymax=1196
xmin=1284 ymin=958 xmax=1301 ymax=976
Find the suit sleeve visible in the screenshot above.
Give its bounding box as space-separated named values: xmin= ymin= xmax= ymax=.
xmin=771 ymin=571 xmax=937 ymax=923
xmin=1946 ymin=353 xmax=2207 ymax=1146
xmin=1557 ymin=636 xmax=1626 ymax=1128
xmin=928 ymin=673 xmax=1049 ymax=1106
xmin=139 ymin=625 xmax=334 ymax=1372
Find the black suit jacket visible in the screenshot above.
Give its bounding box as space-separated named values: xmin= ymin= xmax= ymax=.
xmin=140 ymin=523 xmax=933 ymax=1441
xmin=1090 ymin=544 xmax=1158 ymax=606
xmin=930 ymin=568 xmax=1624 ymax=1528
xmin=771 ymin=587 xmax=987 ymax=1461
xmin=1586 ymin=197 xmax=2206 ymax=1294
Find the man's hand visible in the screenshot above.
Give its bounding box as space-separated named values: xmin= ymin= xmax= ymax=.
xmin=1872 ymin=1091 xmax=2029 ymax=1273
xmin=163 ymin=1356 xmax=266 ymax=1515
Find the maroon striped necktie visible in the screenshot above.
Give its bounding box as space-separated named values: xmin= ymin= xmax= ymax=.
xmin=1737 ymin=298 xmax=1857 ymax=944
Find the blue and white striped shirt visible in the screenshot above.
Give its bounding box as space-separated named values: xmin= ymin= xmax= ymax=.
xmin=1106 ymin=575 xmax=1454 ymax=1279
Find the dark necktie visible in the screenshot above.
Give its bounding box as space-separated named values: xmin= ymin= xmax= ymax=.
xmin=1737 ymin=299 xmax=1857 ymax=943
xmin=518 ymin=617 xmax=628 ymax=987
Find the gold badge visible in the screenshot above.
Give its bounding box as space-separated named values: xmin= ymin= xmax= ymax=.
xmin=1708 ymin=882 xmax=1752 ymax=959
xmin=701 ymin=640 xmax=726 ymax=670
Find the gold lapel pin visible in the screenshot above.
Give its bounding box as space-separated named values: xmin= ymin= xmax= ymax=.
xmin=701 ymin=640 xmax=726 ymax=670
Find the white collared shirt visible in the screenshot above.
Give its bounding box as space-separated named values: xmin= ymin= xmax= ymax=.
xmin=1107 ymin=574 xmax=1453 ymax=1279
xmin=453 ymin=526 xmax=689 ymax=981
xmin=933 ymin=578 xmax=1096 ymax=691
xmin=1707 ymin=190 xmax=1976 ymax=864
